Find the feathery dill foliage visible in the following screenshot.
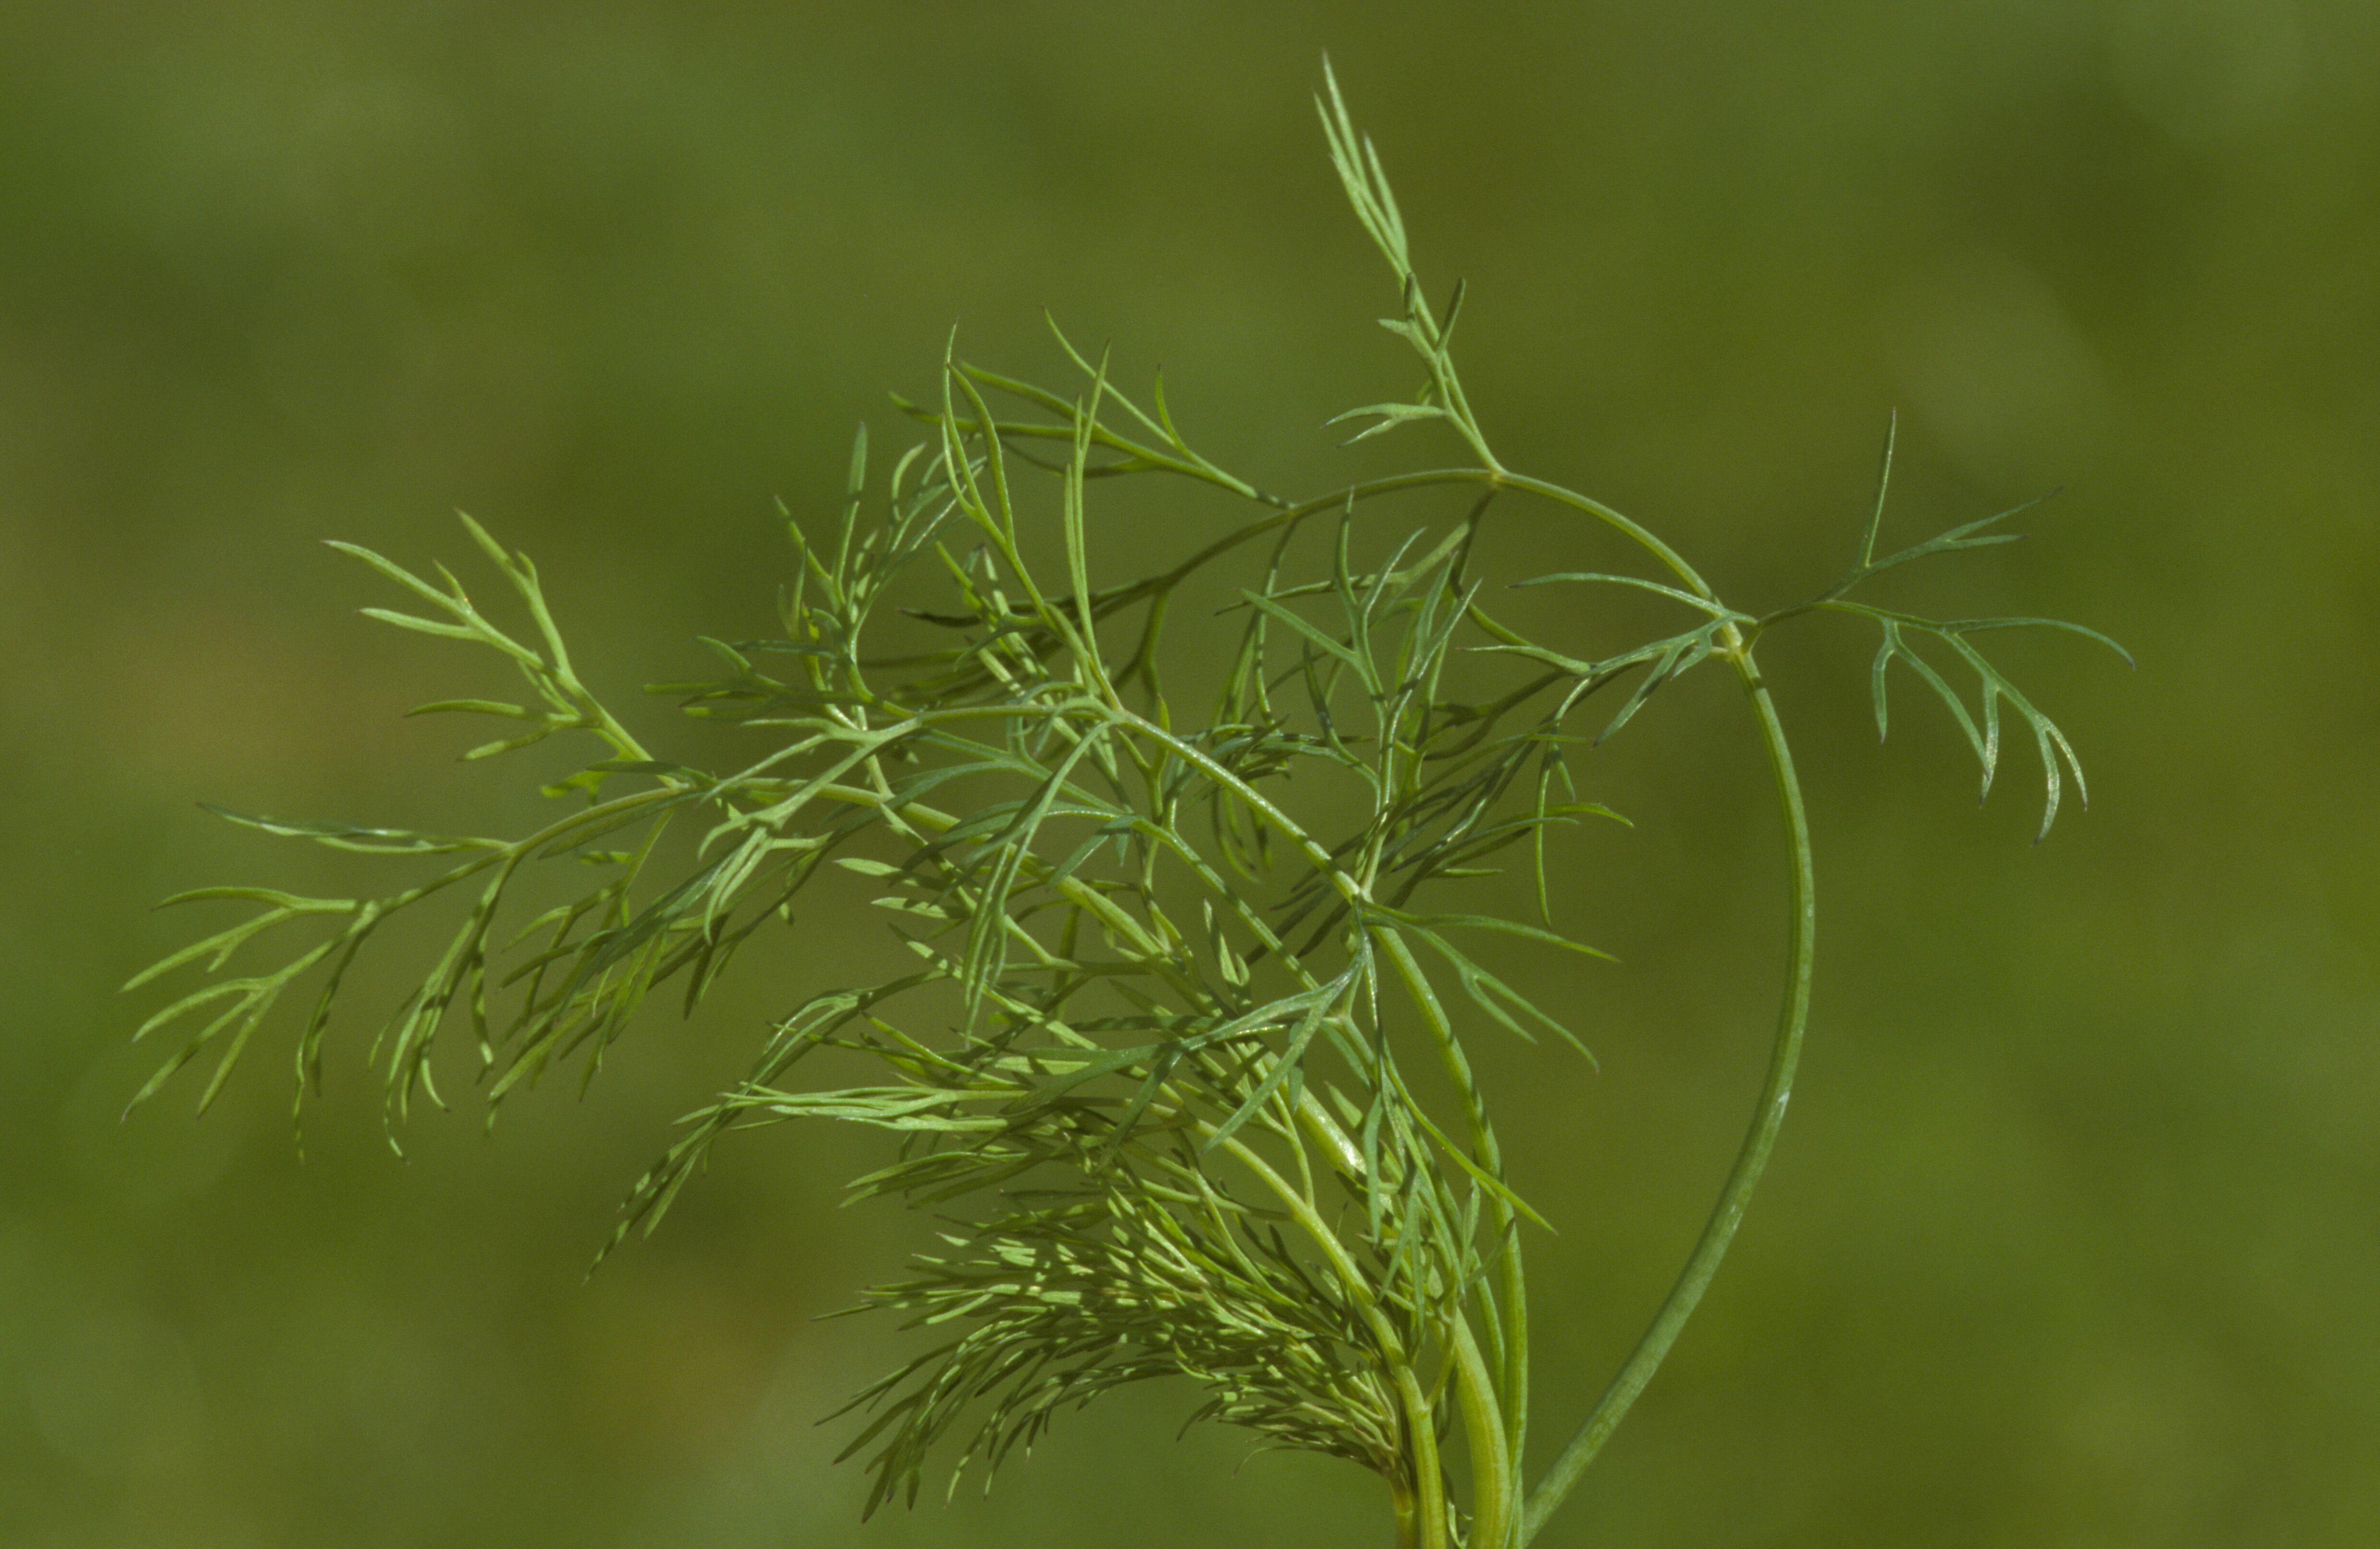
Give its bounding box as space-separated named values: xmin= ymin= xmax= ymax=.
xmin=125 ymin=67 xmax=2125 ymax=1549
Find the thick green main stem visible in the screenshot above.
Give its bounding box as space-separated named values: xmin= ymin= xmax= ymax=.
xmin=1208 ymin=1125 xmax=1452 ymax=1549
xmin=1518 ymin=645 xmax=1815 ymax=1544
xmin=1378 ymin=927 xmax=1519 ymax=1549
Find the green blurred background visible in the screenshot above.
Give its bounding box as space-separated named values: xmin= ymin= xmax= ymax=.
xmin=4 ymin=2 xmax=2375 ymax=1544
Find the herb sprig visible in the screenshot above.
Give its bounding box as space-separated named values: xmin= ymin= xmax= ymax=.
xmin=127 ymin=64 xmax=2121 ymax=1549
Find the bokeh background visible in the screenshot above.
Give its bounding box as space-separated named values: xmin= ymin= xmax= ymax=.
xmin=4 ymin=2 xmax=2375 ymax=1545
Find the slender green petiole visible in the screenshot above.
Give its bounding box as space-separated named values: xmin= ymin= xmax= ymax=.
xmin=1520 ymin=639 xmax=1815 ymax=1542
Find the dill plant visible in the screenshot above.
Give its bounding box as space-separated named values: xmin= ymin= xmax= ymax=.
xmin=126 ymin=67 xmax=2124 ymax=1548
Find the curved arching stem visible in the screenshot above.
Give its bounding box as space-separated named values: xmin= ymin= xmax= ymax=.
xmin=1518 ymin=639 xmax=1816 ymax=1543
xmin=1136 ymin=468 xmax=1717 ymax=613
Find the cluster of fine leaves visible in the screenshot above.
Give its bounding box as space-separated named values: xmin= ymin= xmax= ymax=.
xmin=593 ymin=376 xmax=1632 ymax=1512
xmin=125 ymin=64 xmax=2123 ymax=1536
xmin=127 ymin=379 xmax=1625 ymax=1514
